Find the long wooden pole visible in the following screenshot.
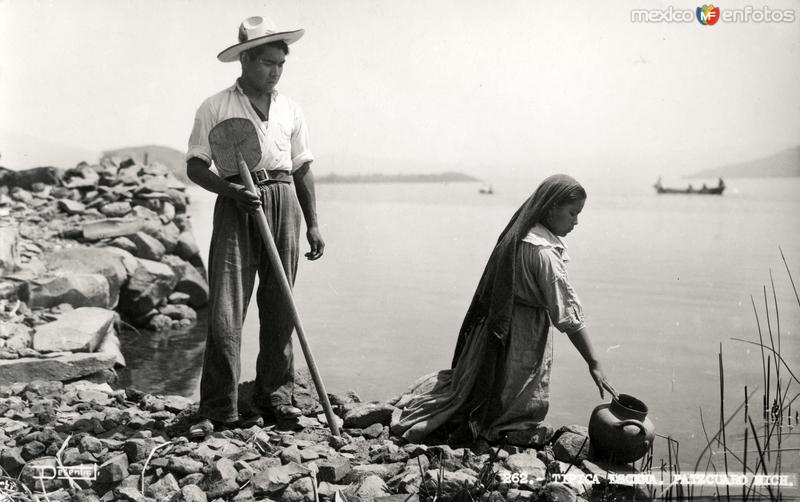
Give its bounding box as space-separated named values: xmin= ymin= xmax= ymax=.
xmin=236 ymin=153 xmax=340 ymax=436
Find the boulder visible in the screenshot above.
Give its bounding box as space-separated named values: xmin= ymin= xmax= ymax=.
xmin=118 ymin=258 xmax=177 ymax=319
xmin=27 ymin=273 xmax=111 ymax=309
xmin=161 ymin=255 xmax=208 ymax=308
xmin=283 ymin=477 xmax=315 ymax=502
xmin=43 ymin=246 xmax=129 ymax=307
xmin=347 ymin=475 xmax=391 ymax=502
xmin=57 ymin=198 xmax=86 ymax=215
xmin=553 ymin=428 xmax=591 ymax=464
xmin=100 ymin=201 xmax=132 ymax=217
xmin=180 ymin=485 xmax=207 ymax=502
xmin=543 ymin=482 xmax=578 ymax=502
xmin=127 ymin=232 xmax=166 ymax=261
xmin=142 ymin=221 xmax=180 ymax=253
xmin=0 ymin=352 xmax=117 ymax=386
xmin=252 ymin=463 xmax=308 ymax=497
xmin=343 ymin=402 xmax=396 ymax=428
xmin=32 ymin=307 xmax=116 ymax=353
xmin=421 ymin=469 xmax=480 ymax=499
xmin=97 ymin=328 xmax=126 ymax=366
xmin=82 ymin=218 xmax=144 ymax=241
xmin=108 ymin=236 xmax=138 ymax=255
xmin=344 ymin=463 xmax=404 ymax=483
xmin=505 ymin=452 xmax=547 ymax=481
xmin=144 ymin=472 xmax=180 ymax=500
xmin=97 ymin=453 xmax=129 ymax=484
xmin=2 ymin=323 xmax=31 ymax=352
xmin=175 ymin=231 xmax=200 ymax=261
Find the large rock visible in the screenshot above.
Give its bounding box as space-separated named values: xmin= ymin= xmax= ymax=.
xmin=82 ymin=217 xmax=144 ymax=241
xmin=421 ymin=469 xmax=480 ymax=499
xmin=118 ymin=258 xmax=177 ymax=318
xmin=2 ymin=322 xmax=32 ymax=352
xmin=343 ymin=402 xmax=397 ymax=428
xmin=162 ymin=255 xmax=208 ymax=308
xmin=0 ymin=352 xmax=117 ymax=385
xmin=27 ymin=273 xmax=111 ymax=309
xmin=252 ymin=463 xmax=308 ymax=497
xmin=144 ymin=472 xmax=180 ymax=500
xmin=142 ymin=220 xmax=180 ymax=253
xmin=553 ymin=427 xmax=591 ymax=464
xmin=43 ymin=246 xmax=129 ymax=308
xmin=32 ymin=307 xmax=116 ymax=353
xmin=127 ymin=232 xmax=166 ymax=261
xmin=97 ymin=453 xmax=129 ymax=484
xmin=318 ymin=456 xmax=352 ymax=483
xmin=175 ymin=231 xmax=200 ymax=261
xmin=347 ymin=475 xmax=391 ymax=502
xmin=505 ymin=452 xmax=547 ymax=481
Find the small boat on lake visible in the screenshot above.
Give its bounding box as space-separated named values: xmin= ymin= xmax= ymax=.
xmin=654 ymin=177 xmax=725 ymax=195
xmin=479 ymin=183 xmax=494 ymax=194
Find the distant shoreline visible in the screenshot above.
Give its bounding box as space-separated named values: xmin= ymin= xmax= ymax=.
xmin=315 ymin=172 xmax=480 ymax=184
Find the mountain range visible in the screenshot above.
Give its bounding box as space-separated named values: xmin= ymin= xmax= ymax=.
xmin=689 ymin=145 xmax=800 ymax=179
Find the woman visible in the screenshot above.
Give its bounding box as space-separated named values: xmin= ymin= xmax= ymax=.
xmin=391 ymin=174 xmax=615 ymax=444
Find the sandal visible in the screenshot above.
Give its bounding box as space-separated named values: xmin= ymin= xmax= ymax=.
xmin=273 ymin=404 xmax=302 ymax=420
xmin=188 ymin=418 xmax=215 ymax=439
xmin=188 ymin=418 xmax=237 ymax=438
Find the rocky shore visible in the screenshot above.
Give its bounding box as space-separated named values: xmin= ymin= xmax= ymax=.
xmin=1 ymin=160 xmax=649 ymax=501
xmin=0 ymin=372 xmax=650 ymax=502
xmin=1 ymin=159 xmax=208 ymax=384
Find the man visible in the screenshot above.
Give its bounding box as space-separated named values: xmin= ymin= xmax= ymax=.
xmin=185 ymin=15 xmax=324 ymax=436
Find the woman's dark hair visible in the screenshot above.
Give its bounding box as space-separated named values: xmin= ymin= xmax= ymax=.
xmin=556 ymin=185 xmax=587 ymax=206
xmin=243 ymin=40 xmax=290 ymax=60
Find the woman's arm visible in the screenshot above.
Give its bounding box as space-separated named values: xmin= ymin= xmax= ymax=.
xmin=567 ymin=327 xmax=617 ymax=399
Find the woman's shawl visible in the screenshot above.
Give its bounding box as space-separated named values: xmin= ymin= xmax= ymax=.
xmin=451 ymin=174 xmax=585 ymax=438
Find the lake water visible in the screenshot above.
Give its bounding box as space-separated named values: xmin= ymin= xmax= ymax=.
xmin=118 ymin=175 xmax=800 ymax=476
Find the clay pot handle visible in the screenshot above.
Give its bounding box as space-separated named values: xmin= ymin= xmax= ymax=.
xmin=615 ymin=419 xmax=646 ymax=434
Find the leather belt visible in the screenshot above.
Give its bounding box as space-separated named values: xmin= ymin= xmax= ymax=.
xmin=227 ymin=168 xmax=293 ymax=186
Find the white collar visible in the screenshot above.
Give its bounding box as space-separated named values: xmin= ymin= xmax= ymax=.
xmin=522 ymin=223 xmax=570 ymax=261
xmin=231 ymin=80 xmax=278 ymax=101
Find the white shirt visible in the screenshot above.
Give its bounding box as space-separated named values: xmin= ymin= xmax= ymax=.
xmin=522 ymin=223 xmax=571 ymax=262
xmin=186 ymin=81 xmax=314 ymax=177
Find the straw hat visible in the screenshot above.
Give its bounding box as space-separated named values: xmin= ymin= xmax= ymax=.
xmin=217 ymin=16 xmax=304 ymax=63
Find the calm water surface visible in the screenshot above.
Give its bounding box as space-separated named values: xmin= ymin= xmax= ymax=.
xmin=118 ymin=175 xmax=800 ymax=473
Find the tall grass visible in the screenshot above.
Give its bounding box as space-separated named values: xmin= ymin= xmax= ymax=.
xmin=687 ymin=248 xmax=800 ymax=502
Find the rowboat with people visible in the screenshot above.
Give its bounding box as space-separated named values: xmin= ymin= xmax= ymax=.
xmin=653 ymin=177 xmax=725 ymax=195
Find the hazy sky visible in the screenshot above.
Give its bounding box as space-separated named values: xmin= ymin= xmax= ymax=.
xmin=1 ymin=0 xmax=798 ymax=179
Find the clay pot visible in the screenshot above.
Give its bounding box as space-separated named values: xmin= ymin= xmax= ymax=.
xmin=588 ymin=394 xmax=655 ymax=463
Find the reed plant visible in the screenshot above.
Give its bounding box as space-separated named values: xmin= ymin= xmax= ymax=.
xmin=683 ymin=247 xmax=799 ymax=502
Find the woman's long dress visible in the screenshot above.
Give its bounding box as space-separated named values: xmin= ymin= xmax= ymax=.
xmin=391 ymin=224 xmax=585 ymax=442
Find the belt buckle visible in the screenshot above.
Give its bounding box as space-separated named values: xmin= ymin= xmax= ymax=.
xmin=252 ymin=169 xmax=268 ymax=183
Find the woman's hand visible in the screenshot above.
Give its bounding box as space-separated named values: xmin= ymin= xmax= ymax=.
xmin=589 ymin=361 xmax=617 ymax=400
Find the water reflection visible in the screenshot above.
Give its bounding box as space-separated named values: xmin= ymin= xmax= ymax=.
xmin=116 ymin=308 xmax=207 ymax=399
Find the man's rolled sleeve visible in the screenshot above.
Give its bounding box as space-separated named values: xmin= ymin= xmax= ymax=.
xmin=186 ymin=100 xmax=215 ymax=165
xmin=290 ymin=105 xmax=314 ymax=171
